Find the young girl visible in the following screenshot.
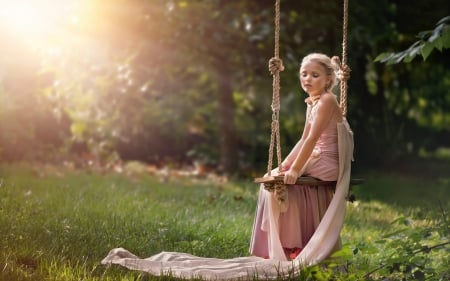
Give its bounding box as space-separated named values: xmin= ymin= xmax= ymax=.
xmin=250 ymin=53 xmax=348 ymax=260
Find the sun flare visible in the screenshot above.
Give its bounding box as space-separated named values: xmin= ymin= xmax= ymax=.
xmin=0 ymin=0 xmax=78 ymax=47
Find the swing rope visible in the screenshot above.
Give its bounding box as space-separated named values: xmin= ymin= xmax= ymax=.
xmin=266 ymin=0 xmax=350 ymax=176
xmin=267 ymin=0 xmax=283 ymax=175
xmin=339 ymin=0 xmax=349 ymax=117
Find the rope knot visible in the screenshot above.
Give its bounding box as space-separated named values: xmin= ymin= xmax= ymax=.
xmin=268 ymin=57 xmax=284 ymax=75
xmin=331 ymin=56 xmax=351 ymax=82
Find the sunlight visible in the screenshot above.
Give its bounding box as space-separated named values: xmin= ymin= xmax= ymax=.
xmin=0 ymin=0 xmax=76 ymax=46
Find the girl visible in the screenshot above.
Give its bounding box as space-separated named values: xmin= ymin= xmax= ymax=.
xmin=250 ymin=53 xmax=349 ymax=260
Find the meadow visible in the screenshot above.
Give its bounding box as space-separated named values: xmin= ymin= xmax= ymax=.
xmin=0 ymin=162 xmax=448 ymax=281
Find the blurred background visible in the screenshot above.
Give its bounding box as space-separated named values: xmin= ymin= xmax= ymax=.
xmin=0 ymin=0 xmax=449 ymax=177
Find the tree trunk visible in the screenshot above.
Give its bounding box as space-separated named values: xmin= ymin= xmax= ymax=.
xmin=217 ymin=64 xmax=238 ymax=174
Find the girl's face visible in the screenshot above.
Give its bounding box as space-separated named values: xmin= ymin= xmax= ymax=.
xmin=299 ymin=60 xmax=331 ymax=96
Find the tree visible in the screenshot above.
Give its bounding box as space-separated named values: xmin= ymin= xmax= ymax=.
xmin=1 ymin=0 xmax=448 ymax=173
xmin=323 ymin=0 xmax=450 ymax=167
xmin=375 ymin=16 xmax=450 ymax=64
xmin=23 ymin=0 xmax=276 ymax=173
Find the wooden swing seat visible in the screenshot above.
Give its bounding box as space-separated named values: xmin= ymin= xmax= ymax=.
xmin=255 ymin=176 xmax=364 ymax=202
xmin=254 ymin=176 xmax=364 ymax=187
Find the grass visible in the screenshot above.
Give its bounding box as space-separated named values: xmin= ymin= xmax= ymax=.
xmin=0 ymin=162 xmax=449 ymax=280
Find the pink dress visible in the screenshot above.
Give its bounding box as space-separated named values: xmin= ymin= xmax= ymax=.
xmin=249 ymin=104 xmax=340 ymax=259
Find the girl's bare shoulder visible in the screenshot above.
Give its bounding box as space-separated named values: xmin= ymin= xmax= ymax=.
xmin=319 ymin=93 xmax=339 ymax=107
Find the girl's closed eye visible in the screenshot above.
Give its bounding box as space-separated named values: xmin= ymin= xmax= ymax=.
xmin=301 ymin=72 xmax=320 ymax=78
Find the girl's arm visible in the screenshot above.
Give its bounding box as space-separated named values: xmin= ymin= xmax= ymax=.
xmin=280 ymin=123 xmax=310 ymax=171
xmin=279 ymin=104 xmax=312 ymax=172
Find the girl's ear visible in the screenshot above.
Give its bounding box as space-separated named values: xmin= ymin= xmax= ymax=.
xmin=326 ymin=78 xmax=332 ymax=90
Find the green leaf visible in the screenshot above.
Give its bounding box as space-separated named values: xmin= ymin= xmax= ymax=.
xmin=427 ymin=25 xmax=443 ymax=42
xmin=329 ymin=246 xmax=353 ymax=259
xmin=376 ymin=16 xmax=450 ymax=64
xmin=374 ymin=53 xmax=390 ymax=62
xmin=433 ymin=37 xmax=444 ymax=51
xmin=382 ymin=228 xmax=408 ymax=238
xmin=421 ymin=43 xmax=434 ymax=61
xmin=408 ymin=44 xmax=423 ymax=58
xmin=441 ymin=26 xmax=450 ymax=47
xmin=417 ymin=30 xmax=432 ymax=40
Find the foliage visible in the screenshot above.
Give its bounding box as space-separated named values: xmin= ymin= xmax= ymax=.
xmin=0 ymin=0 xmax=449 ymax=172
xmin=361 ymin=216 xmax=449 ymax=281
xmin=296 ymin=218 xmax=449 ymax=281
xmin=346 ymin=2 xmax=450 ymax=167
xmin=369 ymin=15 xmax=450 ymax=160
xmin=0 ymin=163 xmax=449 ymax=280
xmin=375 ymin=16 xmax=450 ymax=64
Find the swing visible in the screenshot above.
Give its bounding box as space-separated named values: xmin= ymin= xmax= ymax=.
xmin=255 ymin=0 xmax=363 ymax=193
xmin=101 ymin=1 xmax=361 ymax=276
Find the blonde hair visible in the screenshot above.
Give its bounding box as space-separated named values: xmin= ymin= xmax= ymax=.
xmin=300 ymin=53 xmax=340 ymax=92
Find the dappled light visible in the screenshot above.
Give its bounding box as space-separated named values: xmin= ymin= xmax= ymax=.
xmin=0 ymin=0 xmax=182 ymax=164
xmin=0 ymin=1 xmax=449 ymax=279
xmin=0 ymin=163 xmax=449 ymax=280
xmin=0 ymin=0 xmax=448 ymax=168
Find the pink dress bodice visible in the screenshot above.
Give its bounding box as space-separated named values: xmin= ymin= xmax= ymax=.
xmin=303 ymin=103 xmax=339 ymax=181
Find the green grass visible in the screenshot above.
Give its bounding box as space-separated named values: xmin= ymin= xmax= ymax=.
xmin=0 ymin=163 xmax=449 ymax=280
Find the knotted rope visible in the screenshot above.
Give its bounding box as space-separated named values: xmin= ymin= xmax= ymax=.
xmin=266 ymin=0 xmax=283 ymax=176
xmin=339 ymin=0 xmax=349 ymax=117
xmin=265 ymin=0 xmax=350 ymax=176
xmin=331 ymin=55 xmax=351 ymax=115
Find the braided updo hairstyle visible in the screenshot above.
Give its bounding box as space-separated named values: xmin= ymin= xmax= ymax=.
xmin=299 ymin=53 xmax=341 ymax=92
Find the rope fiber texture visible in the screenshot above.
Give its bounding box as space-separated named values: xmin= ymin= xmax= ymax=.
xmin=340 ymin=0 xmax=349 ymax=117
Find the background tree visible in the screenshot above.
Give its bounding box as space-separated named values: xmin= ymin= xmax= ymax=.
xmin=0 ymin=0 xmax=448 ymax=174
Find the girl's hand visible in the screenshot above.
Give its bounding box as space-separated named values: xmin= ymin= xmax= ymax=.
xmin=284 ymin=168 xmax=300 ymax=185
xmin=277 ymin=161 xmax=290 ymax=174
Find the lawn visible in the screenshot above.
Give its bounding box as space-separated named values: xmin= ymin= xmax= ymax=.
xmin=0 ymin=162 xmax=448 ymax=280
